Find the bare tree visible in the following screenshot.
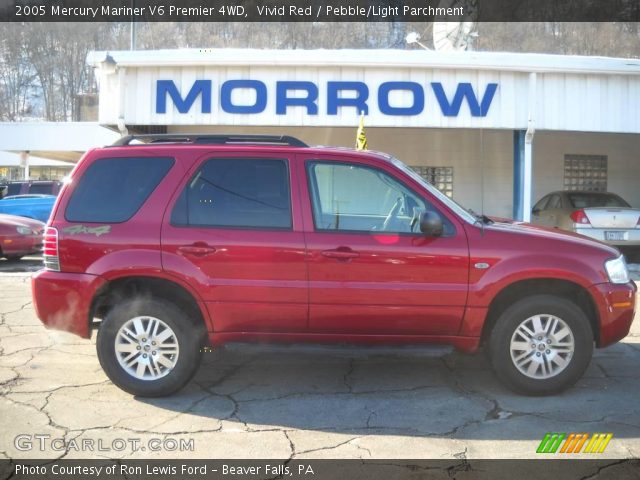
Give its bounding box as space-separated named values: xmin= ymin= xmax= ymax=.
xmin=0 ymin=25 xmax=36 ymax=120
xmin=19 ymin=23 xmax=116 ymax=120
xmin=1 ymin=21 xmax=638 ymax=122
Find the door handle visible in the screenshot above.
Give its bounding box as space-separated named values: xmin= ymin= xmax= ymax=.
xmin=321 ymin=248 xmax=359 ymax=260
xmin=178 ymin=243 xmax=217 ymax=257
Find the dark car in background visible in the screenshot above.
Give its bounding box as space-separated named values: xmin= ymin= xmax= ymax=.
xmin=0 ymin=180 xmax=62 ymax=199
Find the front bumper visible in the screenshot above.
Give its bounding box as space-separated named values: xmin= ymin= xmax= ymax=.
xmin=588 ymin=281 xmax=637 ymax=347
xmin=31 ymin=270 xmax=106 ymax=338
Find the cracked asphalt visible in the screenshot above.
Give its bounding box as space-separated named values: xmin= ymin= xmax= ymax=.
xmin=1 ymin=267 xmax=640 ymax=462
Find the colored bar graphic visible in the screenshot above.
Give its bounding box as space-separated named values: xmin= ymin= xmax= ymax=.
xmin=584 ymin=433 xmax=614 ymax=454
xmin=538 ymin=433 xmax=613 ymax=454
xmin=574 ymin=433 xmax=589 ymax=453
xmin=537 ymin=433 xmax=566 ymax=453
xmin=536 ymin=433 xmax=552 ymax=453
xmin=597 ymin=434 xmax=613 ymax=453
xmin=559 ymin=433 xmax=575 ymax=453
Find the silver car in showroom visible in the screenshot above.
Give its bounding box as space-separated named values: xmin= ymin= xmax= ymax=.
xmin=532 ymin=191 xmax=640 ymax=252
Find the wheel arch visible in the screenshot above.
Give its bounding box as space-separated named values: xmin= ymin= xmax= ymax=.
xmin=481 ymin=278 xmax=600 ymax=347
xmin=90 ymin=275 xmax=211 ymax=334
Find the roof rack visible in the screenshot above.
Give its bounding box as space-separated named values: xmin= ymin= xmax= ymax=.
xmin=111 ymin=134 xmax=308 ymax=147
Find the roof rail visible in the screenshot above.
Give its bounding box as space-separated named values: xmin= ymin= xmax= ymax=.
xmin=111 ymin=134 xmax=308 ymax=147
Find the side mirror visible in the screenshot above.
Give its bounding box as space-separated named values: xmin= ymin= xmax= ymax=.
xmin=420 ymin=211 xmax=444 ymax=237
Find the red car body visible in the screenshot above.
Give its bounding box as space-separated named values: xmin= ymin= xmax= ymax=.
xmin=32 ymin=144 xmax=636 ymax=353
xmin=0 ymin=213 xmax=44 ymax=259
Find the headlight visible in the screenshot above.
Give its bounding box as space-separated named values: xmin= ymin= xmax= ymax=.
xmin=16 ymin=226 xmax=32 ymax=235
xmin=605 ymin=255 xmax=630 ymax=284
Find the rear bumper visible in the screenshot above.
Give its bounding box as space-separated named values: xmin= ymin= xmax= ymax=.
xmin=31 ymin=270 xmax=106 ymax=338
xmin=575 ymin=227 xmax=640 ymax=246
xmin=588 ymin=281 xmax=637 ymax=347
xmin=2 ymin=233 xmax=42 ymax=256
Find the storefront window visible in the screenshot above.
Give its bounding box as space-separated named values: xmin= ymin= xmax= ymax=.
xmin=410 ymin=166 xmax=454 ymax=198
xmin=563 ymin=155 xmax=607 ymax=192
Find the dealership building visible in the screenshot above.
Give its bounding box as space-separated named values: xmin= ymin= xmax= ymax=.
xmin=18 ymin=48 xmax=640 ymax=221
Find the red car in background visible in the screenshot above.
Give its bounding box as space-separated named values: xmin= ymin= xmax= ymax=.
xmin=0 ymin=213 xmax=44 ymax=260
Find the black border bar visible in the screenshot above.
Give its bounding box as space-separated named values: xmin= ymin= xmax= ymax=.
xmin=2 ymin=459 xmax=640 ymax=480
xmin=2 ymin=0 xmax=639 ymax=22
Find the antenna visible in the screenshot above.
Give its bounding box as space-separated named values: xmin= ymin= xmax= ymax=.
xmin=432 ymin=22 xmax=478 ymax=51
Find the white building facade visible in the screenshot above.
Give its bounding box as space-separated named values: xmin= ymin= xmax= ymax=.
xmin=88 ymin=48 xmax=640 ymax=220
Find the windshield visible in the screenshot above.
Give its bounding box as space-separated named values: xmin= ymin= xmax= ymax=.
xmin=568 ymin=193 xmax=630 ymax=208
xmin=389 ymin=156 xmax=477 ymax=224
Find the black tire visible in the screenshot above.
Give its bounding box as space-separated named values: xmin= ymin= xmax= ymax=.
xmin=489 ymin=295 xmax=594 ymax=396
xmin=97 ymin=297 xmax=204 ymax=397
xmin=5 ymin=255 xmax=23 ymax=262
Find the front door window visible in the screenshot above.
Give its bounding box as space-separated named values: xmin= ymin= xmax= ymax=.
xmin=307 ymin=161 xmax=452 ymax=235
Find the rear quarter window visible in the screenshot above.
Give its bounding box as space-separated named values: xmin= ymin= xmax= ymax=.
xmin=65 ymin=157 xmax=174 ymax=223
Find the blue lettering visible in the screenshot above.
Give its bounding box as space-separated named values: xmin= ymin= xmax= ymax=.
xmin=155 ymin=79 xmax=500 ymax=118
xmin=156 ymin=80 xmax=211 ymax=114
xmin=276 ymin=81 xmax=318 ymax=115
xmin=220 ymin=80 xmax=267 ymax=114
xmin=327 ymin=81 xmax=369 ymax=115
xmin=431 ymin=82 xmax=498 ymax=117
xmin=378 ymin=82 xmax=424 ymax=116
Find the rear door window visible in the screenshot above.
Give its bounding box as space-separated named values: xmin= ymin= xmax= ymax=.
xmin=171 ymin=158 xmax=291 ymax=229
xmin=65 ymin=157 xmax=174 ymax=223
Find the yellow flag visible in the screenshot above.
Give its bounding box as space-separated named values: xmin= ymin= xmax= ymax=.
xmin=356 ymin=112 xmax=368 ymax=150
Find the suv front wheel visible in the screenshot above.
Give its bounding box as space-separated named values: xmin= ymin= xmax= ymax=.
xmin=489 ymin=295 xmax=594 ymax=395
xmin=97 ymin=297 xmax=203 ymax=397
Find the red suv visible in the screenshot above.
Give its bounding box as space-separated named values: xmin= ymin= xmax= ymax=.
xmin=32 ymin=135 xmax=636 ymax=397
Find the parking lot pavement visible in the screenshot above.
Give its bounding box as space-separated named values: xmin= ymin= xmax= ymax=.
xmin=1 ymin=271 xmax=639 ymax=463
xmin=0 ymin=256 xmax=43 ymax=274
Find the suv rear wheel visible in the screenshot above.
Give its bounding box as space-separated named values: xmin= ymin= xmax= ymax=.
xmin=489 ymin=295 xmax=594 ymax=395
xmin=97 ymin=297 xmax=203 ymax=396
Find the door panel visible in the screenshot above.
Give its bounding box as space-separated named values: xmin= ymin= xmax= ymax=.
xmin=161 ymin=154 xmax=308 ymax=333
xmin=298 ymin=155 xmax=469 ymax=336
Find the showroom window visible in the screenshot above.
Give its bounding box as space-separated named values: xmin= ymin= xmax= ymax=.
xmin=410 ymin=166 xmax=454 ymax=198
xmin=563 ymin=155 xmax=608 ymax=192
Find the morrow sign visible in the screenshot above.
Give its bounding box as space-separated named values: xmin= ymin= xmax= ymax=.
xmin=155 ymin=80 xmax=499 ymax=117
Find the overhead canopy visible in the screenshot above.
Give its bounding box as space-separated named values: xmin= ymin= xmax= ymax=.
xmin=0 ymin=122 xmax=120 ymax=162
xmin=0 ymin=151 xmax=75 ymax=167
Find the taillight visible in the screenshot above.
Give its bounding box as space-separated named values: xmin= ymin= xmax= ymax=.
xmin=570 ymin=209 xmax=591 ymax=225
xmin=43 ymin=227 xmax=60 ymax=271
